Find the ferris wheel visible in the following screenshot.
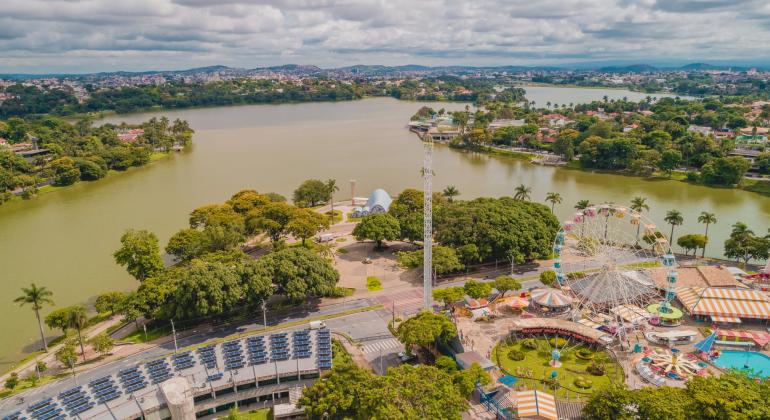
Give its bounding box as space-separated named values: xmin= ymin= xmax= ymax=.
xmin=550 ymin=203 xmax=678 ymax=335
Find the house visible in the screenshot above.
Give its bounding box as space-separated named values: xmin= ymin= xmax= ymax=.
xmin=688 ymin=125 xmax=713 ymax=136
xmin=116 ymin=128 xmax=145 ymax=142
xmin=351 ymin=189 xmax=392 ymax=218
xmin=623 ymin=123 xmax=639 ymax=133
xmin=488 ymin=119 xmax=525 ymax=132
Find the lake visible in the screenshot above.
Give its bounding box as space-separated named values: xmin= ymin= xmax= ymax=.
xmin=0 ymin=87 xmax=765 ymax=366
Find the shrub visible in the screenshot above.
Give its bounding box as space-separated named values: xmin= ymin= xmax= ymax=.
xmin=549 ymin=337 xmax=567 ymax=348
xmin=521 ymin=338 xmax=538 ymax=350
xmin=586 ymin=360 xmax=605 ymax=376
xmin=508 ymin=349 xmax=525 ymax=361
xmin=540 ymin=270 xmax=557 ymax=286
xmin=366 ymin=276 xmax=383 ymax=291
xmin=576 ymin=348 xmax=594 ymax=360
xmin=336 ymin=248 xmax=348 ymax=254
xmin=567 ymin=271 xmax=586 ymax=280
xmin=574 ymin=377 xmax=593 ymax=389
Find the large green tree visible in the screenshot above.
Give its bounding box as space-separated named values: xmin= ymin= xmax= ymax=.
xmin=697 ymin=211 xmax=717 ymax=258
xmin=113 ymin=229 xmax=164 ymax=282
xmin=388 ymin=188 xmax=424 ymax=242
xmin=66 ymin=305 xmax=89 ymax=362
xmin=162 ymin=261 xmax=243 ymax=320
xmin=396 ymin=311 xmax=457 ymax=352
xmin=293 ymin=179 xmax=331 ymax=207
xmin=257 ymin=247 xmax=339 ymax=301
xmin=353 ymin=213 xmax=401 ymax=249
xmin=14 ymin=283 xmax=54 ymax=351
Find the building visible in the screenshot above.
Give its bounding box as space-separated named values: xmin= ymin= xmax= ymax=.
xmin=488 ymin=119 xmax=525 ymax=131
xmin=0 ymin=326 xmax=333 ymax=420
xmin=687 ymin=125 xmax=713 ymax=136
xmin=674 ymin=286 xmax=770 ymax=324
xmin=649 ymin=266 xmax=740 ymax=289
xmin=351 ymin=188 xmax=392 ymax=218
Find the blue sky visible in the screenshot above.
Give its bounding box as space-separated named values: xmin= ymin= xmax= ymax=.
xmin=1 ymin=0 xmax=769 ymax=73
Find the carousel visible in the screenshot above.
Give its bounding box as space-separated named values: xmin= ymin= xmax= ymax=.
xmin=530 ymin=288 xmax=573 ymax=315
xmin=642 ymin=348 xmax=708 ymax=380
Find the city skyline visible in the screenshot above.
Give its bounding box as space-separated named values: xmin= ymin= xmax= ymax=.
xmin=3 ymin=0 xmax=770 ymax=73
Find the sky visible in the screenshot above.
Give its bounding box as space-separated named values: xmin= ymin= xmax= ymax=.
xmin=2 ymin=0 xmax=770 ymax=73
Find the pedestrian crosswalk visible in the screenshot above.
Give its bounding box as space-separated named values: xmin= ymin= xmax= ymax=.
xmin=361 ymin=338 xmax=403 ymax=355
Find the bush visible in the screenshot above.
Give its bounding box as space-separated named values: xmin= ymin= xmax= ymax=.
xmin=366 ymin=276 xmax=382 ymax=291
xmin=574 ymin=377 xmax=593 ymax=389
xmin=540 ymin=270 xmax=557 ymax=286
xmin=586 ymin=360 xmax=605 ymax=376
xmin=521 ymin=338 xmax=538 ymax=350
xmin=508 ymin=349 xmax=525 ymax=361
xmin=576 ymin=348 xmax=595 ymax=360
xmin=567 ymin=271 xmax=586 ymax=280
xmin=549 ymin=337 xmax=567 ymax=348
xmin=336 ymin=248 xmax=348 ymax=254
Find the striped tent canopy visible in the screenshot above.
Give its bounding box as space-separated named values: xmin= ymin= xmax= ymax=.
xmin=516 ymin=390 xmax=558 ymax=420
xmin=531 ymin=288 xmax=573 ymax=308
xmin=674 ymin=287 xmax=770 ymax=320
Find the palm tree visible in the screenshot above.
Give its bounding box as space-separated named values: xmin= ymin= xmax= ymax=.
xmin=325 ymin=179 xmax=339 ymax=224
xmin=442 ymin=185 xmax=460 ymax=202
xmin=698 ymin=212 xmax=717 ymax=258
xmin=629 ymin=196 xmax=650 ymax=244
xmin=545 ymin=192 xmax=562 ymax=212
xmin=67 ymin=305 xmax=89 ymax=362
xmin=513 ymin=184 xmax=532 ymax=201
xmin=14 ymin=283 xmax=54 ymax=351
xmin=574 ymin=200 xmax=591 ymax=237
xmin=664 ymin=210 xmax=684 ymax=252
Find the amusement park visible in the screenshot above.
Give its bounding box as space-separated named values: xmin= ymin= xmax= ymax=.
xmin=448 ymin=203 xmax=770 ymax=419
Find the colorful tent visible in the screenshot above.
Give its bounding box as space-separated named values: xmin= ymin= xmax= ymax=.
xmin=694 ymin=332 xmax=717 ymax=354
xmin=530 ymin=288 xmax=573 ymax=308
xmin=516 ymin=390 xmax=558 ymax=420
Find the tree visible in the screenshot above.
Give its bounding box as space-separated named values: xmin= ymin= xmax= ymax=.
xmin=14 ymin=283 xmax=54 ymax=351
xmin=397 ymin=311 xmax=457 ymax=352
xmin=67 ymin=305 xmax=89 ymax=362
xmin=378 ymin=365 xmax=469 ymax=419
xmin=162 ymin=261 xmax=243 ymax=320
xmin=493 ymin=275 xmax=521 ymax=297
xmin=247 ymin=201 xmax=297 ymax=245
xmin=227 ymin=190 xmax=271 ymax=214
xmin=454 ymin=362 xmax=491 ymax=398
xmin=658 ymin=149 xmax=682 ymax=176
xmin=433 ymin=287 xmax=465 ymax=307
xmin=293 ymin=179 xmax=331 ymax=207
xmin=388 ymin=188 xmax=423 ymax=242
xmin=545 ymin=192 xmax=562 ymax=212
xmin=55 ymin=339 xmax=78 ymax=372
xmin=352 ymin=213 xmax=401 ymax=249
xmin=287 ymin=208 xmax=330 ymax=245
xmin=189 ymin=204 xmax=244 ymax=230
xmin=257 ymin=247 xmax=339 ymax=301
xmin=325 ymin=179 xmax=339 ymax=223
xmin=45 ymin=306 xmax=73 ymax=335
xmin=664 ymin=210 xmax=684 ymax=251
xmin=395 ymin=246 xmax=464 ymax=275
xmin=442 ymin=185 xmax=460 ymax=202
xmin=723 ymin=221 xmax=770 ymax=265
xmin=47 ymin=157 xmax=81 ymax=186
xmin=435 ymin=198 xmax=559 ymax=264
xmin=113 ymin=229 xmax=164 ymax=282
xmin=5 ymin=373 xmax=19 ymax=391
xmin=513 ymin=184 xmax=532 ymax=200
xmin=582 ymin=383 xmax=634 ymax=420
xmin=677 ymin=234 xmax=708 ymax=256
xmin=165 ymin=228 xmax=208 ymax=261
xmin=697 ymin=211 xmax=717 ymax=258
xmin=700 ymin=156 xmax=750 ymax=186
xmin=574 ymin=199 xmax=591 ymax=211
xmin=94 ymin=291 xmax=126 ymax=316
xmin=88 ymin=332 xmax=114 ymax=356
xmin=629 ymin=196 xmax=649 ymax=244
xmin=539 ymin=270 xmax=557 ymax=286
xmin=463 ymin=280 xmax=492 ymax=299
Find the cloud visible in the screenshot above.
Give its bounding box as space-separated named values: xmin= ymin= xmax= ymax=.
xmin=1 ymin=0 xmax=770 ymax=72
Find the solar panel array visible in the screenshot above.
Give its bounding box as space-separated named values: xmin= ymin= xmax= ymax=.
xmin=1 ymin=411 xmax=25 ymax=420
xmin=89 ymin=375 xmax=122 ymax=404
xmin=270 ymin=332 xmax=291 ymax=361
xmin=25 ymin=398 xmax=63 ymax=420
xmin=197 ymin=344 xmax=218 ymax=369
xmin=246 ymin=335 xmax=268 ymax=365
xmin=222 ymin=340 xmax=245 ymax=371
xmin=118 ymin=366 xmax=148 ymax=394
xmin=146 ymin=359 xmax=173 ymax=384
xmin=58 ymin=385 xmax=94 ymax=416
xmin=292 ymin=330 xmax=312 ymax=359
xmin=173 ymin=351 xmax=196 ymax=371
xmin=316 ymin=328 xmax=332 ymax=369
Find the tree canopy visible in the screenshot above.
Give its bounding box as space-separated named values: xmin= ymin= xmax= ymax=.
xmin=396 ymin=311 xmax=457 ymax=352
xmin=113 ymin=229 xmax=164 ymax=282
xmin=353 ymin=213 xmax=401 ymax=249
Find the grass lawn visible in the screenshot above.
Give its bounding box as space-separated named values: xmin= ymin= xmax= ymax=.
xmin=346 ymin=212 xmax=363 ymax=223
xmin=742 ymin=178 xmax=770 ymax=196
xmin=324 ymin=209 xmax=343 ymax=224
xmin=493 ymin=338 xmax=623 ymax=399
xmin=366 ymin=276 xmax=382 ymax=291
xmin=239 ymin=409 xmax=272 ymax=420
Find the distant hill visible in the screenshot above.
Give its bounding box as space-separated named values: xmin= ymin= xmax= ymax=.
xmin=597 ymin=64 xmax=659 ymax=73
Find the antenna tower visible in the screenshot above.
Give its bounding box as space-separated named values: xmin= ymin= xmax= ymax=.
xmin=422 ymin=133 xmax=434 ymax=310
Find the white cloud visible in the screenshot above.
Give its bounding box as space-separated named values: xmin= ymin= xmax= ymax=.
xmin=1 ymin=0 xmax=770 ymax=72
